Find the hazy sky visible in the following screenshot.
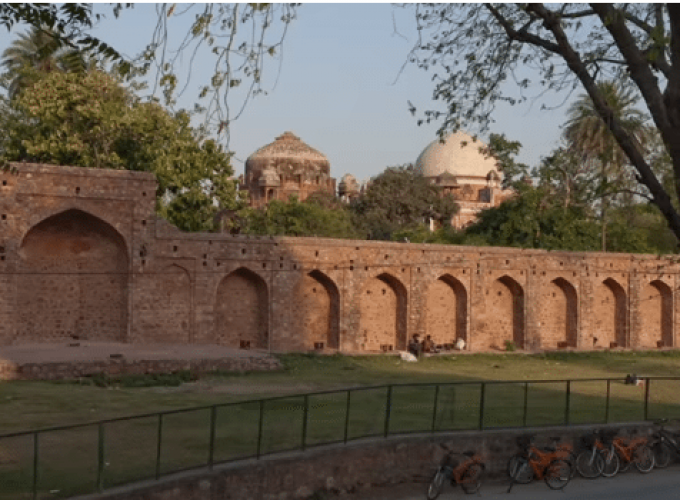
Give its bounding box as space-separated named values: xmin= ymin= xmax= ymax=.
xmin=1 ymin=3 xmax=577 ymax=181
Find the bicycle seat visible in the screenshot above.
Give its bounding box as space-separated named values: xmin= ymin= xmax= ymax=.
xmin=463 ymin=450 xmax=475 ymax=457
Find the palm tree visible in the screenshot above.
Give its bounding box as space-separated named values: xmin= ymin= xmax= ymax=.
xmin=1 ymin=26 xmax=87 ymax=98
xmin=564 ymin=80 xmax=652 ymax=251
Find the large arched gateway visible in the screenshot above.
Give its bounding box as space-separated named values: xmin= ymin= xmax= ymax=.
xmin=17 ymin=209 xmax=129 ymax=343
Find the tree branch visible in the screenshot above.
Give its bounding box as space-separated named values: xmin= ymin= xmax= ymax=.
xmin=484 ymin=4 xmax=561 ymax=54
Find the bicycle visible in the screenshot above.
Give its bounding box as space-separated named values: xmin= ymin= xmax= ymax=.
xmin=650 ymin=418 xmax=680 ymax=468
xmin=507 ymin=435 xmax=573 ymax=492
xmin=426 ymin=445 xmax=486 ymax=499
xmin=599 ymin=430 xmax=655 ymax=477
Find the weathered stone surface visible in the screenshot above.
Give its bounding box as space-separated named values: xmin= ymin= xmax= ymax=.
xmin=1 ymin=163 xmax=679 ymax=359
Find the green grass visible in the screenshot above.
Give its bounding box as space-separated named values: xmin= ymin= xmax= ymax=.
xmin=2 ymin=350 xmax=680 ymax=499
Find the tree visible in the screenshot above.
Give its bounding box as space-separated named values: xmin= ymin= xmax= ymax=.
xmin=407 ymin=4 xmax=680 ymax=244
xmin=1 ymin=69 xmax=243 ymax=232
xmin=1 ymin=4 xmax=298 ymax=142
xmin=242 ymin=196 xmax=359 ymax=239
xmin=564 ymin=80 xmax=652 ymax=250
xmin=350 ymin=164 xmax=458 ymax=240
xmin=1 ymin=25 xmax=88 ymax=98
xmin=464 ymin=183 xmax=601 ymax=251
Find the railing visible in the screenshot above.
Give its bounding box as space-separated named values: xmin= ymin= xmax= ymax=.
xmin=2 ymin=376 xmax=680 ymax=499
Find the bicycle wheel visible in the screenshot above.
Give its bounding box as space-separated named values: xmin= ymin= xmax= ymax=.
xmin=653 ymin=441 xmax=673 ymax=469
xmin=508 ymin=455 xmax=534 ymax=484
xmin=460 ymin=463 xmax=484 ymax=494
xmin=600 ymin=448 xmax=620 ymax=478
xmin=544 ymin=459 xmax=572 ymax=490
xmin=634 ymin=445 xmax=655 ymax=473
xmin=426 ymin=468 xmax=446 ymax=500
xmin=575 ymin=449 xmax=604 ymax=479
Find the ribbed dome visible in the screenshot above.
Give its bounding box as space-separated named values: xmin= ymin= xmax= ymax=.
xmin=247 ymin=131 xmax=329 ymax=166
xmin=415 ymin=131 xmax=501 ymax=180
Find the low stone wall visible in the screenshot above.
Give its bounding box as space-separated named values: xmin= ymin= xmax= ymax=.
xmin=75 ymin=422 xmax=653 ymax=500
xmin=0 ymin=356 xmax=281 ymax=381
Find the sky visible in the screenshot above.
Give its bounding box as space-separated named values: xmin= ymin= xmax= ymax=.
xmin=0 ymin=3 xmax=577 ymax=182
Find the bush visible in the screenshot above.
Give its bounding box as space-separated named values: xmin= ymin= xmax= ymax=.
xmin=504 ymin=340 xmax=516 ymax=352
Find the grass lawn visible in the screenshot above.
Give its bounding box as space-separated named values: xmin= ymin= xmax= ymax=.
xmin=2 ymin=350 xmax=680 ymax=499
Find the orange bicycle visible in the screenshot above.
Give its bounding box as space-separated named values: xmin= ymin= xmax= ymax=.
xmin=507 ymin=435 xmax=573 ymax=491
xmin=426 ymin=445 xmax=486 ymax=499
xmin=599 ymin=431 xmax=655 ymax=477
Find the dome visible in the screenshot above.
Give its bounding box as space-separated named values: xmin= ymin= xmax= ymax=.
xmin=338 ymin=173 xmax=359 ymax=194
xmin=246 ymin=131 xmax=330 ymax=177
xmin=415 ymin=131 xmax=501 ymax=180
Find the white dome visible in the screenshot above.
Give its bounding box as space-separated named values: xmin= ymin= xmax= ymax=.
xmin=415 ymin=131 xmax=501 ymax=180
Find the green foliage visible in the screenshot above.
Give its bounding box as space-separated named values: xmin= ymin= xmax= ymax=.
xmin=504 ymin=341 xmax=516 ymax=352
xmin=350 ymin=164 xmax=458 ymax=240
xmin=484 ymin=133 xmax=530 ymax=188
xmin=64 ymin=370 xmax=198 ymax=388
xmin=464 ymin=184 xmax=601 ymax=251
xmin=1 ymin=69 xmax=242 ymax=232
xmin=242 ymin=195 xmax=359 ymax=239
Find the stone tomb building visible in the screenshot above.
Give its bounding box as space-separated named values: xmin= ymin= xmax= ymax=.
xmin=415 ymin=131 xmax=514 ymax=229
xmin=0 ymin=163 xmax=678 ymax=352
xmin=241 ymin=131 xmax=336 ymax=208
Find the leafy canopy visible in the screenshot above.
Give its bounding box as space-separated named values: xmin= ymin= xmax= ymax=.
xmin=408 ymin=4 xmax=680 ymax=243
xmin=2 ymin=69 xmax=243 ymax=232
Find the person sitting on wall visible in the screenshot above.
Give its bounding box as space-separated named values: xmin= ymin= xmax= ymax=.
xmin=408 ymin=334 xmax=422 ymax=358
xmin=422 ymin=335 xmax=435 ymax=353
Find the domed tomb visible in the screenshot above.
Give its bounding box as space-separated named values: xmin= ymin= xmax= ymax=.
xmin=243 ymin=131 xmax=336 ymax=207
xmin=415 ymin=131 xmax=513 ymax=229
xmin=415 ymin=131 xmax=501 ymax=181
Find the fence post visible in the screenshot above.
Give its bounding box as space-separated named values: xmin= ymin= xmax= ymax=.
xmin=478 ymin=383 xmax=486 ymax=430
xmin=97 ymin=422 xmax=106 ymax=492
xmin=32 ymin=432 xmax=39 ymax=500
xmin=301 ymin=394 xmax=309 ymax=451
xmin=343 ymin=390 xmax=351 ymax=444
xmin=155 ymin=414 xmax=163 ymax=480
xmin=644 ymin=378 xmax=650 ymax=421
xmin=431 ymin=385 xmax=440 ymax=433
xmin=565 ymin=380 xmax=571 ymax=426
xmin=605 ymin=379 xmax=611 ymax=423
xmin=384 ymin=386 xmax=393 ymax=437
xmin=256 ymin=399 xmax=264 ymax=459
xmin=208 ymin=405 xmax=217 ymax=469
xmin=522 ymin=382 xmax=529 ymax=427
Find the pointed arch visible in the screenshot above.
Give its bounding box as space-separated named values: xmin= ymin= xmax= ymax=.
xmin=359 ymin=273 xmax=408 ymax=351
xmin=595 ymin=278 xmax=627 ymax=348
xmin=425 ymin=274 xmax=467 ymax=347
xmin=478 ymin=275 xmax=524 ymax=350
xmin=639 ymin=280 xmax=673 ymax=348
xmin=299 ymin=270 xmax=340 ymax=350
xmin=215 ymin=267 xmax=268 ymax=349
xmin=16 ymin=209 xmax=129 ymax=342
xmin=544 ymin=278 xmax=578 ymax=348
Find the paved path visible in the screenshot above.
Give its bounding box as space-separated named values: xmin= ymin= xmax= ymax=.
xmin=0 ymin=341 xmax=273 ymax=363
xmin=354 ymin=467 xmax=680 ymax=499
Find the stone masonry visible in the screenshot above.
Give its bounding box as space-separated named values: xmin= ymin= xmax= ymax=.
xmin=1 ymin=163 xmax=679 ymax=352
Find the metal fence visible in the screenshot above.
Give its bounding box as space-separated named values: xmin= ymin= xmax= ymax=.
xmin=2 ymin=376 xmax=679 ymax=499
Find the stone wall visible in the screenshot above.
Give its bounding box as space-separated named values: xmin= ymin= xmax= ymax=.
xmin=2 ymin=163 xmax=680 ymax=353
xmin=74 ymin=422 xmax=653 ymax=500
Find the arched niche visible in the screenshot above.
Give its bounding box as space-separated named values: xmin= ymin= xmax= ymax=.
xmin=299 ymin=270 xmax=340 ymax=350
xmin=478 ymin=275 xmax=524 ymax=350
xmin=17 ymin=209 xmax=129 ymax=342
xmin=594 ymin=278 xmax=627 ymax=348
xmin=425 ymin=274 xmax=467 ymax=347
xmin=544 ymin=278 xmax=578 ymax=348
xmin=215 ymin=267 xmax=268 ymax=349
xmin=639 ymin=280 xmax=672 ymax=348
xmin=359 ymin=273 xmax=408 ymax=352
